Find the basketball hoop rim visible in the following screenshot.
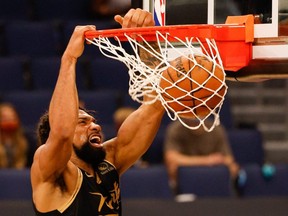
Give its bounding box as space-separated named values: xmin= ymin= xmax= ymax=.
xmin=84 ymin=24 xmax=252 ymax=42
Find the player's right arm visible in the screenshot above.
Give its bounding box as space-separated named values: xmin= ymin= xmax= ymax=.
xmin=31 ymin=26 xmax=95 ymax=182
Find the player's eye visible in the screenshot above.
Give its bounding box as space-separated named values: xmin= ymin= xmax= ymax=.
xmin=78 ymin=120 xmax=87 ymax=124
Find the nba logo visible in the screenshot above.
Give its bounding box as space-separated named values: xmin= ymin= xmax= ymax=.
xmin=154 ymin=0 xmax=165 ymax=26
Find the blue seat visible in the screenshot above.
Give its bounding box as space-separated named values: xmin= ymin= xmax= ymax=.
xmin=121 ymin=165 xmax=173 ymax=199
xmin=142 ymin=128 xmax=165 ymax=164
xmin=0 ymin=169 xmax=31 ymax=200
xmin=25 ymin=128 xmax=38 ymax=167
xmin=30 ymin=57 xmax=60 ymax=90
xmin=79 ymin=90 xmax=120 ymax=125
xmin=177 ymin=166 xmax=232 ymax=197
xmin=33 ymin=0 xmax=91 ymax=21
xmin=4 ymin=21 xmax=61 ymax=57
xmin=240 ymin=164 xmax=288 ymax=197
xmin=120 ymin=93 xmax=140 ymax=108
xmin=0 ymin=23 xmax=5 ymax=56
xmin=3 ymin=91 xmax=52 ymax=129
xmin=30 ymin=57 xmax=88 ymax=91
xmin=219 ymin=97 xmax=234 ymax=129
xmin=88 ymin=58 xmax=129 ymax=91
xmin=0 ymin=0 xmax=32 ymax=21
xmin=0 ymin=58 xmax=27 ymax=93
xmin=100 ymin=123 xmax=117 ymax=141
xmin=227 ymin=129 xmax=264 ymax=166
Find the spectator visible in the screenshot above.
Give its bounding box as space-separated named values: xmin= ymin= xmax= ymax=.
xmin=164 ymin=119 xmax=239 ymax=194
xmin=0 ymin=102 xmax=28 ymax=168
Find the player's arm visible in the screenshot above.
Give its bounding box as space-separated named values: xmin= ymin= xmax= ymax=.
xmin=31 ymin=26 xmax=96 ymax=181
xmin=108 ymin=100 xmax=164 ymax=175
xmin=106 ymin=9 xmax=164 ymax=174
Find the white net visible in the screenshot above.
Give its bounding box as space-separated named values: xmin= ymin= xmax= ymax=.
xmin=86 ymin=30 xmax=228 ymax=132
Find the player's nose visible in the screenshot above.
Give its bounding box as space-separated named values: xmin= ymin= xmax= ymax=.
xmin=90 ymin=122 xmax=101 ymax=132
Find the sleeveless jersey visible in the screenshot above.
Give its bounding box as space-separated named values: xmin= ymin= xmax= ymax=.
xmin=33 ymin=160 xmax=121 ymax=216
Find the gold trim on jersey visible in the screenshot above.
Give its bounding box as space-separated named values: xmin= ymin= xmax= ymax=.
xmin=104 ymin=159 xmax=117 ymax=170
xmin=57 ymin=168 xmax=83 ymax=213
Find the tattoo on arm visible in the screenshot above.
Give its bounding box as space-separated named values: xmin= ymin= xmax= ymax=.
xmin=139 ymin=42 xmax=162 ymax=69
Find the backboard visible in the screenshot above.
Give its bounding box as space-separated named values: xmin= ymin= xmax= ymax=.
xmin=134 ymin=0 xmax=288 ymax=81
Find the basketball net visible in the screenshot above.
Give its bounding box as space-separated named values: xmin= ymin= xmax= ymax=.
xmin=86 ymin=30 xmax=228 ymax=132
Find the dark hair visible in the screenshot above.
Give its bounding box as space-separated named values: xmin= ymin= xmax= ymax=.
xmin=36 ymin=107 xmax=97 ymax=146
xmin=36 ymin=111 xmax=50 ymax=146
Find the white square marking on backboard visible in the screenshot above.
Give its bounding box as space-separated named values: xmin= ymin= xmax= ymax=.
xmin=142 ymin=0 xmax=287 ymax=59
xmin=145 ymin=0 xmax=279 ymax=38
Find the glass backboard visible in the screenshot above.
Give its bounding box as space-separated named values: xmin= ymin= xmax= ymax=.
xmin=133 ymin=0 xmax=288 ymax=80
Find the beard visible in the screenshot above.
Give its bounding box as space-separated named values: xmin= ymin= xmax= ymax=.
xmin=73 ymin=141 xmax=106 ymax=169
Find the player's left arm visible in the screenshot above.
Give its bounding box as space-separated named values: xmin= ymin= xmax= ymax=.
xmin=106 ymin=9 xmax=165 ymax=175
xmin=108 ymin=100 xmax=164 ymax=175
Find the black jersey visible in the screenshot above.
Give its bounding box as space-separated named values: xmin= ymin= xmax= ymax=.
xmin=33 ymin=160 xmax=121 ymax=216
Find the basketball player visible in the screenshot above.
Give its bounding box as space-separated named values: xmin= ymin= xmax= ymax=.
xmin=31 ymin=9 xmax=164 ymax=215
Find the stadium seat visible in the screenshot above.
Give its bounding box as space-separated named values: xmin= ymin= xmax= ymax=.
xmin=100 ymin=123 xmax=117 ymax=141
xmin=0 ymin=58 xmax=28 ymax=93
xmin=33 ymin=0 xmax=91 ymax=21
xmin=142 ymin=128 xmax=165 ymax=164
xmin=227 ymin=129 xmax=264 ymax=166
xmin=88 ymin=58 xmax=129 ymax=91
xmin=0 ymin=169 xmax=31 ymax=200
xmin=0 ymin=23 xmax=5 ymax=56
xmin=219 ymin=97 xmax=234 ymax=129
xmin=4 ymin=21 xmax=61 ymax=57
xmin=25 ymin=128 xmax=38 ymax=167
xmin=30 ymin=57 xmax=88 ymax=91
xmin=121 ymin=165 xmax=173 ymax=199
xmin=29 ymin=57 xmax=60 ymax=90
xmin=120 ymin=93 xmax=140 ymax=109
xmin=79 ymin=90 xmax=121 ymax=125
xmin=177 ymin=165 xmax=232 ymax=197
xmin=240 ymin=164 xmax=288 ymax=197
xmin=0 ymin=0 xmax=33 ymax=21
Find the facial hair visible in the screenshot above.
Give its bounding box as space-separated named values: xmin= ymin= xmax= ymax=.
xmin=73 ymin=141 xmax=106 ymax=169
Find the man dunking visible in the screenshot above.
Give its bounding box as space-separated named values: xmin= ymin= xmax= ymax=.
xmin=31 ymin=9 xmax=164 ymax=216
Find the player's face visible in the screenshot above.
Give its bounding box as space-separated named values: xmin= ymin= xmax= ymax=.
xmin=73 ymin=110 xmax=106 ymax=165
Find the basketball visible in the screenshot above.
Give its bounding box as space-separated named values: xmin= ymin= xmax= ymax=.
xmin=159 ymin=55 xmax=226 ymax=118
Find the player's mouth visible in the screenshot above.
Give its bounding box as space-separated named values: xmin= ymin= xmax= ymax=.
xmin=89 ymin=134 xmax=102 ymax=148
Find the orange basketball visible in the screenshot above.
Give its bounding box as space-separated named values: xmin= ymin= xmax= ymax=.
xmin=159 ymin=55 xmax=226 ymax=118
